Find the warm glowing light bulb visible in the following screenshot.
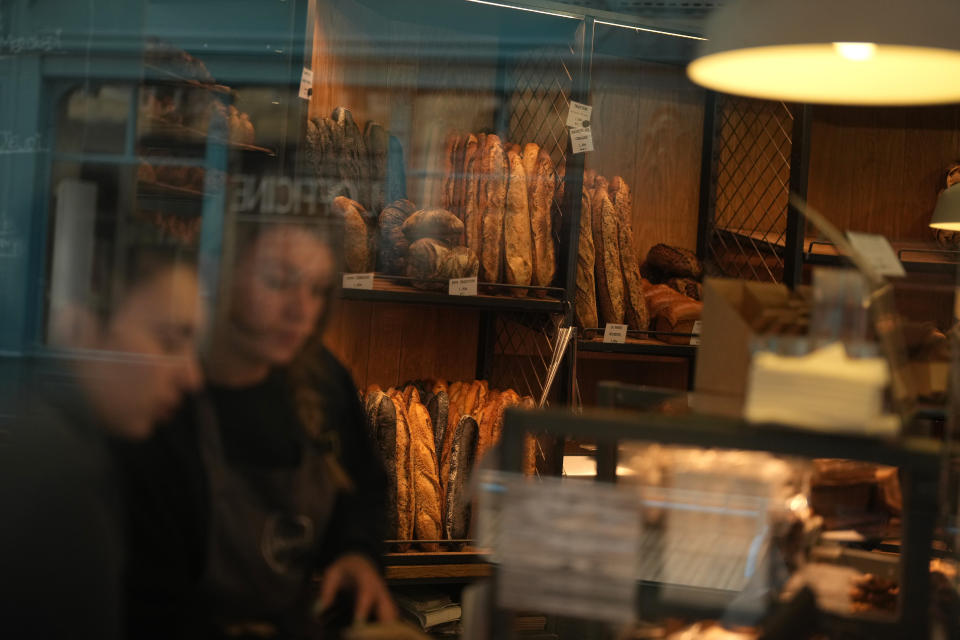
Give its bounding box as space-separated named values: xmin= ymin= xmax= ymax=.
xmin=833 ymin=42 xmax=877 ymax=61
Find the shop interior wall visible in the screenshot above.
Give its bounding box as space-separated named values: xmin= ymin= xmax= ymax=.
xmin=310 ymin=0 xmax=501 ymax=389
xmin=586 ymin=56 xmax=705 ymax=259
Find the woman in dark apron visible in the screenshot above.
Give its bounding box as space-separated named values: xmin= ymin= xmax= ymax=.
xmin=115 ymin=218 xmax=396 ymax=639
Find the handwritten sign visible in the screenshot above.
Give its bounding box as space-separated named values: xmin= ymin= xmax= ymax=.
xmin=449 ymin=276 xmax=478 ymax=296
xmin=566 ymin=101 xmax=592 ymax=129
xmin=0 ymin=29 xmax=62 ymax=54
xmin=298 ymin=68 xmax=313 ymax=100
xmin=0 ymin=131 xmax=50 ymax=155
xmin=570 ymin=126 xmax=594 ymax=154
xmin=603 ymin=323 xmax=627 ymax=344
xmin=342 ymin=273 xmax=374 ymax=290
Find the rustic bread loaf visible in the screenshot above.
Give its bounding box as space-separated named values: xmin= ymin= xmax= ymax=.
xmin=654 ymin=298 xmax=703 ymax=345
xmin=667 ymin=277 xmax=702 ymax=301
xmin=389 ymin=392 xmax=415 ymax=544
xmin=407 ymin=398 xmax=442 ymax=550
xmin=504 ymin=147 xmax=534 ymax=295
xmin=479 ymin=135 xmax=507 ymax=283
xmin=401 ymin=208 xmax=464 ymax=245
xmin=332 ymin=196 xmax=371 ymax=273
xmin=457 ymin=135 xmax=480 ymax=241
xmin=371 ymin=393 xmax=398 ymax=540
xmin=610 ymin=177 xmax=649 ymax=331
xmin=364 ymin=386 xmax=384 ymax=441
xmin=403 ymin=384 xmax=420 ymax=407
xmin=477 ymin=390 xmax=504 ymax=460
xmin=427 ymin=389 xmax=449 ymax=462
xmin=647 ymin=244 xmax=703 ymax=280
xmin=406 ymin=238 xmax=450 ymax=289
xmin=523 ymin=144 xmax=556 ymax=289
xmin=364 ymin=121 xmax=388 ymax=215
xmin=519 ymin=396 xmax=538 ymax=476
xmin=436 ymin=246 xmax=480 ymax=282
xmin=464 ymin=135 xmax=484 ymax=256
xmin=378 ymin=199 xmax=417 ymax=275
xmin=441 ymin=133 xmax=460 ymax=212
xmin=575 ymin=191 xmax=599 ymax=328
xmin=444 ymin=415 xmax=479 ymax=540
xmin=591 ymin=186 xmax=625 ymax=325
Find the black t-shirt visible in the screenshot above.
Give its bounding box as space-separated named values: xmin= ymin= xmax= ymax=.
xmin=113 ymin=348 xmax=387 ymax=639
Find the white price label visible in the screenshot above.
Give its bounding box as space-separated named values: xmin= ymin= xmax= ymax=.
xmin=298 ymin=68 xmax=313 ymax=100
xmin=570 ymin=126 xmax=594 ymax=154
xmin=449 ymin=276 xmax=478 ymax=296
xmin=845 ymin=231 xmax=906 ymax=278
xmin=566 ymin=100 xmax=593 ymax=128
xmin=342 ymin=272 xmax=374 ymax=289
xmin=690 ymin=320 xmax=703 ymax=346
xmin=603 ymin=323 xmax=627 ymax=344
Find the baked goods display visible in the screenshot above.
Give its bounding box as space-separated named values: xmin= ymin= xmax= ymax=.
xmin=332 ymin=196 xmax=378 ymax=273
xmin=306 ymin=106 xmax=398 ymax=220
xmin=577 ymin=172 xmax=703 ymax=342
xmin=441 ymin=132 xmax=560 ymax=291
xmin=364 ymin=379 xmax=537 ymax=549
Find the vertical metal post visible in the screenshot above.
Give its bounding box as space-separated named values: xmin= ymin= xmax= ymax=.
xmin=696 ymin=91 xmax=718 ymax=264
xmin=784 ymin=104 xmax=811 ymax=288
xmin=899 ymin=464 xmax=939 ymax=639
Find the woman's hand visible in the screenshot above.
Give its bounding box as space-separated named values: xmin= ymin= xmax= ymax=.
xmin=316 ymin=553 xmax=398 ymax=623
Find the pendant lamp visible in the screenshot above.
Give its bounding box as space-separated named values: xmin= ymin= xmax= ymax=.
xmin=930 ymin=185 xmax=960 ymax=231
xmin=688 ymin=0 xmax=960 ymax=106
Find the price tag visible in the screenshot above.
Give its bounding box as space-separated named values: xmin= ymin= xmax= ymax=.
xmin=603 ymin=323 xmax=627 ymax=344
xmin=689 ymin=320 xmax=703 ymax=346
xmin=845 ymin=231 xmax=906 ymax=278
xmin=298 ymin=67 xmax=313 ymax=100
xmin=566 ymin=101 xmax=593 ymax=129
xmin=449 ymin=276 xmax=478 ymax=296
xmin=570 ymin=126 xmax=594 ymax=154
xmin=342 ymin=272 xmax=374 ymax=289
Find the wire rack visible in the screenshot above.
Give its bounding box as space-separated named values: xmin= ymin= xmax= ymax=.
xmin=706 ymin=95 xmax=795 ymax=283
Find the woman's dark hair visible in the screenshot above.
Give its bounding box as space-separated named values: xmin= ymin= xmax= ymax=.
xmin=94 ymin=245 xmax=197 ymax=327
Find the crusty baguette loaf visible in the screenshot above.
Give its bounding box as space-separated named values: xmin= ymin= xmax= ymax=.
xmin=610 ymin=177 xmax=649 ymax=330
xmin=592 ymin=186 xmax=625 ymax=325
xmin=464 ymin=136 xmax=484 ymax=257
xmin=364 ymin=386 xmax=384 ymax=441
xmin=452 ymin=134 xmax=471 ymax=220
xmin=372 ymin=393 xmax=398 ymax=540
xmin=407 ymin=399 xmax=442 ymax=550
xmin=441 ymin=133 xmax=460 ymax=212
xmin=496 ymin=389 xmax=522 ymax=451
xmin=332 ymin=196 xmax=370 ymax=273
xmin=575 ymin=191 xmax=599 ymax=328
xmin=504 ymin=148 xmax=534 ymax=295
xmin=444 ymin=415 xmax=479 ymax=540
xmin=427 ymin=390 xmax=449 ymax=464
xmin=524 ymin=145 xmax=556 ymax=289
xmin=479 ymin=135 xmax=507 ymax=283
xmin=477 ymin=390 xmax=504 ymax=461
xmin=389 ymin=392 xmax=415 ymax=544
xmin=403 ymin=384 xmax=420 ymax=407
xmin=519 ymin=396 xmax=537 ymax=476
xmin=583 ymin=169 xmax=597 ymax=191
xmin=458 ymin=134 xmax=480 ymax=242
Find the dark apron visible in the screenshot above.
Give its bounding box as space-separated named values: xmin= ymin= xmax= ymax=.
xmin=196 ymin=399 xmax=336 ymax=638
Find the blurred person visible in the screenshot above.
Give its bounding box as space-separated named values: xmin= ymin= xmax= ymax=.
xmin=116 ymin=217 xmax=395 ymax=639
xmin=0 ymin=250 xmax=204 ymax=639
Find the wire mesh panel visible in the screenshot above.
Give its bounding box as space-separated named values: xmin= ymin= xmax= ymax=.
xmin=707 ymin=95 xmax=795 ymax=283
xmin=489 ymin=311 xmax=567 ymax=404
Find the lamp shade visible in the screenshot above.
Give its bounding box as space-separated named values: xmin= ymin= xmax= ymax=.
xmin=930 ymin=184 xmax=960 ymax=231
xmin=688 ymin=0 xmax=960 ymax=106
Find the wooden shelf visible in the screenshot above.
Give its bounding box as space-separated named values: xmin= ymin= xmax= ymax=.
xmin=577 ymin=336 xmax=697 ymax=358
xmin=339 ymin=276 xmax=565 ymax=313
xmin=384 ymin=551 xmax=490 ymax=583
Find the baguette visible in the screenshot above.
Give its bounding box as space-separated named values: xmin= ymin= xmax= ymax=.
xmin=524 ymin=144 xmax=556 ymax=289
xmin=464 ymin=135 xmax=484 ymax=257
xmin=441 ymin=133 xmax=460 ymax=211
xmin=427 ymin=390 xmax=449 ymax=465
xmin=453 ymin=134 xmax=474 ymax=221
xmin=575 ymin=191 xmax=599 ymax=328
xmin=477 ymin=390 xmax=504 ymax=460
xmin=407 ymin=399 xmax=442 ymax=550
xmin=444 ymin=415 xmax=479 ymax=540
xmin=497 ymin=389 xmax=522 ymax=450
xmin=403 ymin=384 xmax=420 ymax=407
xmin=479 ymin=135 xmax=507 ymax=283
xmin=373 ymin=394 xmax=399 ymax=540
xmin=610 ymin=177 xmax=649 ymax=330
xmin=592 ymin=186 xmax=625 ymax=324
xmin=364 ymin=386 xmax=384 ymax=441
xmin=519 ymin=396 xmax=537 ymax=477
xmin=504 ymin=148 xmax=534 ymax=295
xmin=458 ymin=135 xmax=480 ymax=242
xmin=389 ymin=393 xmax=415 ymax=544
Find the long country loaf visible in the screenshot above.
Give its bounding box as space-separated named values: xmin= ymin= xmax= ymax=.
xmin=592 ymin=186 xmax=625 ymax=325
xmin=610 ymin=177 xmax=649 ymax=330
xmin=407 ymin=398 xmax=442 ymax=551
xmin=464 ymin=134 xmax=485 ymax=258
xmin=479 ymin=135 xmax=507 ymax=283
xmin=372 ymin=393 xmax=399 ymax=540
xmin=523 ymin=144 xmax=556 ymax=289
xmin=575 ymin=191 xmax=599 ymax=328
xmin=444 ymin=415 xmax=479 ymax=540
xmin=457 ymin=135 xmax=480 ymax=242
xmin=389 ymin=393 xmax=415 ymax=545
xmin=504 ymin=147 xmax=533 ymax=295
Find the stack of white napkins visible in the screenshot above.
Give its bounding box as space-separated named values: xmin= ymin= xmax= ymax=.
xmin=744 ymin=343 xmax=897 ymax=435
